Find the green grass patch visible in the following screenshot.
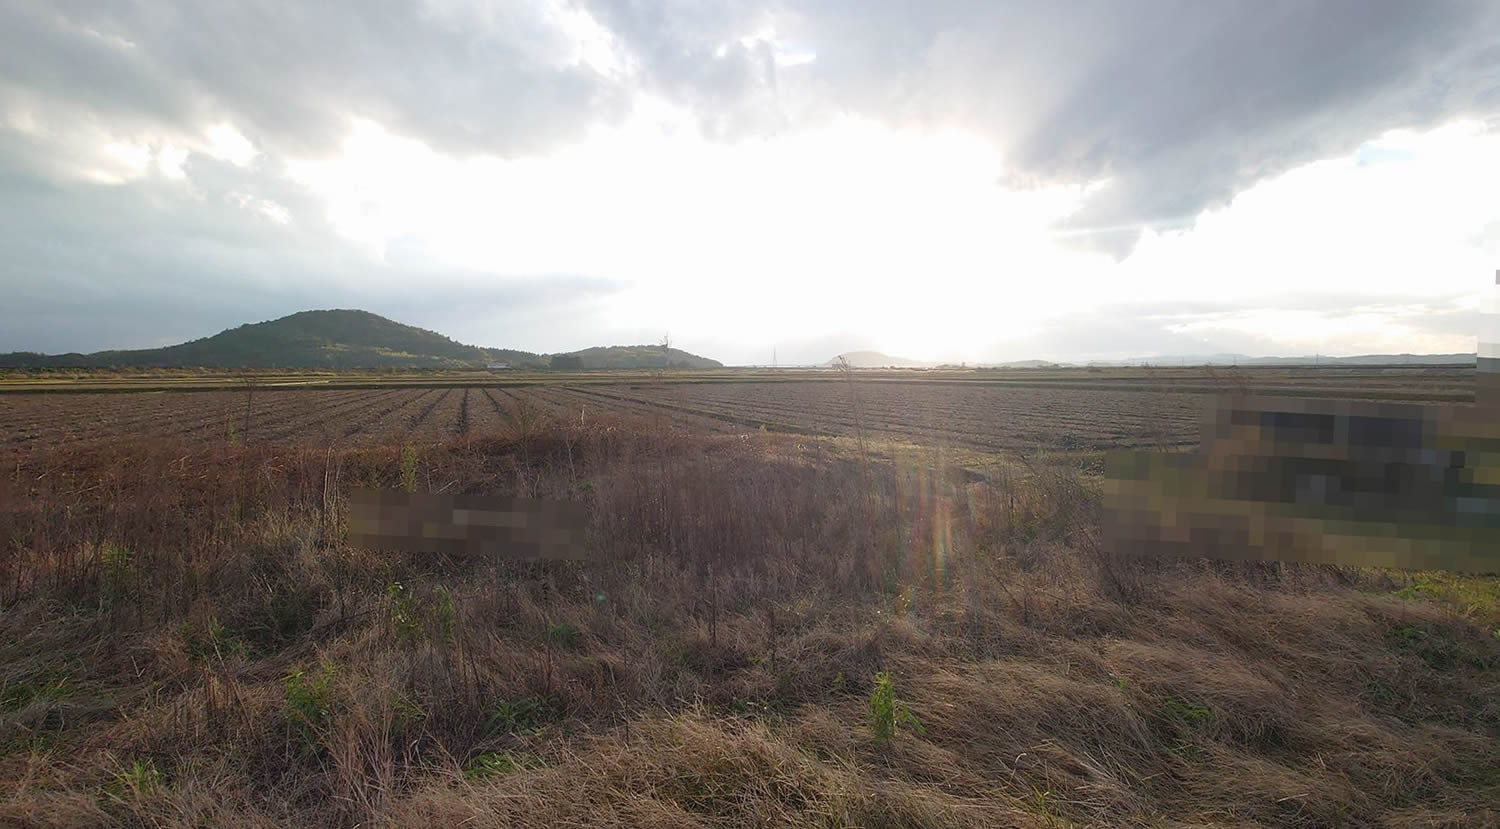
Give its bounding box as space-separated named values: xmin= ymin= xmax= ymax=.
xmin=182 ymin=617 xmax=247 ymax=662
xmin=109 ymin=758 xmax=164 ymax=796
xmin=1159 ymin=698 xmax=1216 ymax=760
xmin=485 ymin=695 xmax=557 ymax=736
xmin=0 ymin=672 xmax=73 ymax=713
xmin=544 ymin=621 xmax=582 ymax=651
xmin=1393 ymin=572 xmax=1500 ymax=631
xmin=1385 ymin=622 xmax=1492 ymax=672
xmin=1160 ymin=698 xmax=1215 ymax=728
xmin=464 ymin=751 xmax=539 ymax=779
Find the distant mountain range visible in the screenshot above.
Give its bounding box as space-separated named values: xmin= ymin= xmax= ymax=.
xmin=826 ymin=351 xmax=1476 ymax=369
xmin=827 ymin=352 xmax=1063 ymax=369
xmin=6 ymin=316 xmax=1471 ymax=371
xmin=0 ymin=309 xmax=723 ymax=370
xmin=1087 ymin=353 xmax=1476 ymax=367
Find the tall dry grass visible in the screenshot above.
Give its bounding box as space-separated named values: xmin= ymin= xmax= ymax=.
xmin=0 ymin=412 xmax=1496 ymax=827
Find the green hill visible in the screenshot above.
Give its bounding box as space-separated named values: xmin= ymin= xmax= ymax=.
xmin=0 ymin=310 xmax=720 ymax=370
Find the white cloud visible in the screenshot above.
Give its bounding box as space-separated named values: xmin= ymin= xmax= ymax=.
xmin=204 ymin=123 xmax=257 ymax=167
xmin=156 ymin=144 xmax=189 ymax=179
xmin=96 ymin=139 xmax=153 ymax=182
xmin=269 ymin=110 xmax=1500 ymax=363
xmin=1166 ymin=308 xmax=1471 ymax=356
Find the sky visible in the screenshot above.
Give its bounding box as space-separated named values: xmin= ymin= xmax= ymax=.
xmin=2 ymin=0 xmax=1499 ymax=366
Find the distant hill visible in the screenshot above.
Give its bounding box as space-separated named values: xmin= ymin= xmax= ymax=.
xmin=978 ymin=359 xmax=1061 ymax=369
xmin=827 ymin=351 xmax=934 ymax=368
xmin=566 ymin=345 xmax=722 ymax=370
xmin=0 ymin=310 xmax=721 ymax=370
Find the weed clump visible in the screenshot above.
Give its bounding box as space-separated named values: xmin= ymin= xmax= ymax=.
xmin=284 ymin=663 xmax=338 ymax=744
xmin=485 ymin=696 xmax=556 ymax=736
xmin=868 ymin=671 xmax=923 ymax=744
xmin=464 ymin=751 xmax=537 ymax=779
xmin=386 ymin=581 xmax=423 ymax=641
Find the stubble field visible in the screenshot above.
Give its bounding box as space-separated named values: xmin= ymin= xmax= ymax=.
xmin=0 ymin=365 xmax=1475 ymax=454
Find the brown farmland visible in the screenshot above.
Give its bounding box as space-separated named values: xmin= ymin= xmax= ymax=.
xmin=0 ymin=365 xmax=1476 ymax=453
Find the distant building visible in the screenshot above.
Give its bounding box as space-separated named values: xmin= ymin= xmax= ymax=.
xmin=486 ymin=362 xmax=511 ymax=371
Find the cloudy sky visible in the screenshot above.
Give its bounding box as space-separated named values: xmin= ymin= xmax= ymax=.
xmin=2 ymin=1 xmax=1498 ymax=365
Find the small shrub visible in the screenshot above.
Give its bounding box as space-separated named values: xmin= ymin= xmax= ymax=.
xmin=544 ymin=621 xmax=582 ymax=650
xmin=387 ymin=582 xmax=423 ymax=641
xmin=109 ymin=758 xmax=164 ymax=797
xmin=1394 ymin=583 xmax=1427 ymax=602
xmin=284 ymin=664 xmax=338 ymax=741
xmin=183 ymin=617 xmax=248 ymax=662
xmin=868 ymin=671 xmax=923 ymax=744
xmin=485 ymin=696 xmax=554 ymax=735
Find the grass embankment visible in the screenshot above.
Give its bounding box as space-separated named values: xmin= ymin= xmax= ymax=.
xmin=1 ymin=415 xmax=1496 ymax=827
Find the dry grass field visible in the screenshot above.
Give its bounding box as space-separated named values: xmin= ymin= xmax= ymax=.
xmin=2 ymin=368 xmax=1497 ymax=826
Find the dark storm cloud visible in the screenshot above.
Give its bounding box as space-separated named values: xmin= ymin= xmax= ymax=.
xmin=0 ymin=0 xmax=628 ymax=160
xmin=591 ymin=0 xmax=1500 ymax=255
xmin=580 ymin=0 xmax=788 ymax=139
